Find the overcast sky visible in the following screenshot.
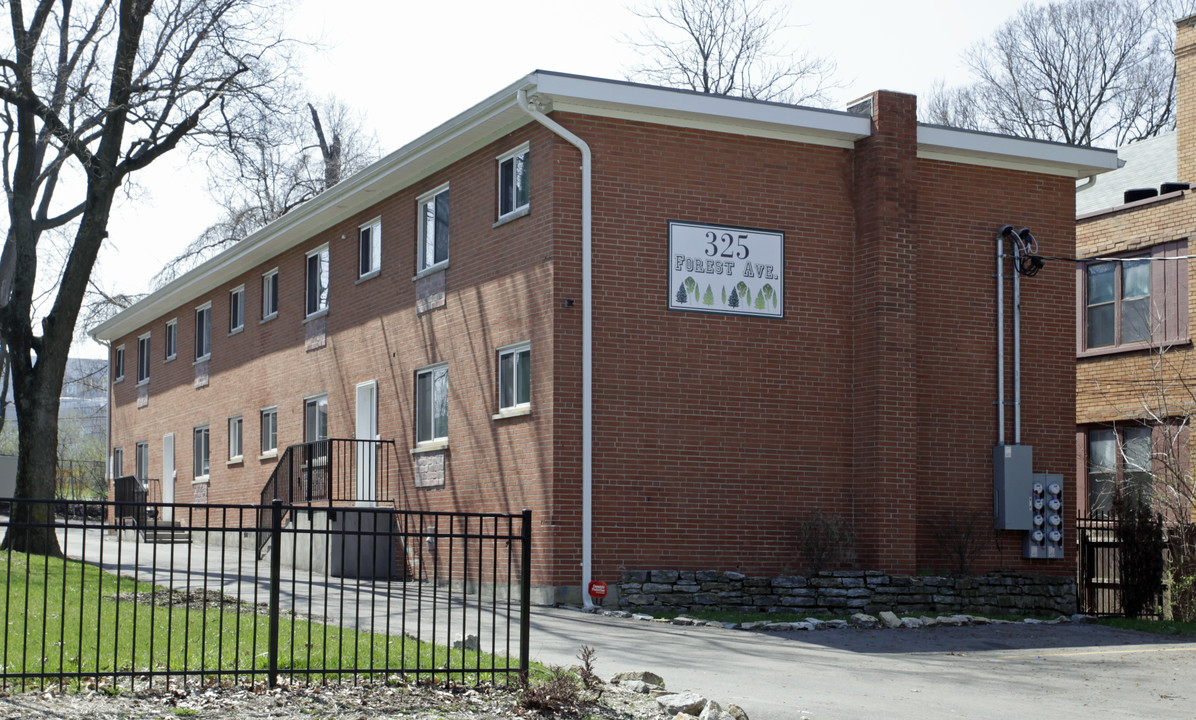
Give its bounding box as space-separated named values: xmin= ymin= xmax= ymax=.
xmin=83 ymin=0 xmax=1034 ymax=358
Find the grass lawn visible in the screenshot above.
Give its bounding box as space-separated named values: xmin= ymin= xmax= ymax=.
xmin=0 ymin=551 xmax=519 ymax=689
xmin=1097 ymin=617 xmax=1196 ymax=637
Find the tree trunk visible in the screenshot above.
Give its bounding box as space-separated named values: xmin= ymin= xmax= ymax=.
xmin=1 ymin=375 xmax=63 ymax=556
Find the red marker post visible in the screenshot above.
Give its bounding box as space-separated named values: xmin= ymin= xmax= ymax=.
xmin=588 ymin=580 xmax=608 ymax=605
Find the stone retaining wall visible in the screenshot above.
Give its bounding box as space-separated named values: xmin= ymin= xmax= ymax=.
xmin=618 ymin=570 xmax=1076 ymax=616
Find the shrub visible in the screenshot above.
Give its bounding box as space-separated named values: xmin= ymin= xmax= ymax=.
xmin=797 ymin=510 xmax=856 ymax=575
xmin=1114 ymin=492 xmax=1166 ymax=619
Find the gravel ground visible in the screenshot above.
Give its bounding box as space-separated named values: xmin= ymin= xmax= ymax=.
xmin=0 ymin=679 xmax=664 ymax=719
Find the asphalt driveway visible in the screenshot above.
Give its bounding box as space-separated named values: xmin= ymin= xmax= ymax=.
xmin=525 ymin=607 xmax=1196 ymax=720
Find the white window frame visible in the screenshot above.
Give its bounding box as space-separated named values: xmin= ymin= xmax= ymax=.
xmin=262 ymin=268 xmax=279 ymax=321
xmin=195 ymin=302 xmax=212 ymax=362
xmin=497 ymin=142 xmax=530 ymax=221
xmin=228 ymin=415 xmax=243 ymax=462
xmin=113 ymin=345 xmax=125 ymax=383
xmin=164 ymin=318 xmax=177 ymax=361
xmin=136 ymin=333 xmax=151 ymax=385
xmin=304 ymin=394 xmax=329 ymax=444
xmin=260 ymin=406 xmax=278 ymax=457
xmin=135 ymin=441 xmax=149 ymax=481
xmin=229 ymin=285 xmax=245 ymax=334
xmin=359 ymin=218 xmax=382 ymax=280
xmin=306 ymin=245 xmax=330 ymax=318
xmin=193 ymin=425 xmax=210 ymax=481
xmin=417 ymin=184 xmax=450 ymax=274
xmin=112 ymin=447 xmax=123 ymax=479
xmin=415 ymin=362 xmax=449 ymax=446
xmin=496 ymin=341 xmax=531 ymax=416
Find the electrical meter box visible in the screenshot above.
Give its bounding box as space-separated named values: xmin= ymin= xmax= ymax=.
xmin=1023 ymin=473 xmax=1064 ymax=559
xmin=993 ymin=444 xmax=1033 ymax=530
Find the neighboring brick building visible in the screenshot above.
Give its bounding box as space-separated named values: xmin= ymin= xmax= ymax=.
xmin=92 ymin=71 xmax=1115 ymax=603
xmin=1075 ymin=16 xmax=1196 ymax=524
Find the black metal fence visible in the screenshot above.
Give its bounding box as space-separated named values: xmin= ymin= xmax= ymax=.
xmin=1076 ymin=516 xmax=1165 ymax=618
xmin=0 ymin=498 xmax=531 ymax=691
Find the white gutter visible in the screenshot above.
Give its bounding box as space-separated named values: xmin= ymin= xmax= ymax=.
xmin=517 ymin=88 xmax=595 ymax=610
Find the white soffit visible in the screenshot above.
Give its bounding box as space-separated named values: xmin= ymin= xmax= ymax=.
xmin=532 ymin=71 xmax=871 ymax=148
xmin=918 ymin=125 xmax=1119 ymax=178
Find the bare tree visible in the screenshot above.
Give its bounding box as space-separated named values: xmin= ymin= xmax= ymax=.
xmin=924 ymin=0 xmax=1196 ymax=146
xmin=150 ymin=95 xmax=379 ymax=287
xmin=624 ymin=0 xmax=837 ymax=104
xmin=0 ymin=0 xmax=294 ymax=555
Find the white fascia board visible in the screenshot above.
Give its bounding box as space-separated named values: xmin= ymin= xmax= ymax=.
xmin=532 ymin=71 xmax=871 ymax=148
xmin=917 ymin=125 xmax=1119 ymax=178
xmin=90 ymin=77 xmax=539 ymax=342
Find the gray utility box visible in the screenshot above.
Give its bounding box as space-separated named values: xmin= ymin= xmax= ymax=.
xmin=994 ymin=444 xmax=1034 ymax=530
xmin=329 ymin=508 xmax=397 ymax=579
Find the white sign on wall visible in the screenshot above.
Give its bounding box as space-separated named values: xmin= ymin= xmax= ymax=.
xmin=667 ymin=220 xmax=784 ymax=318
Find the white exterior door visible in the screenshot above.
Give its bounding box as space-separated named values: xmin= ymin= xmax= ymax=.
xmin=355 ymin=381 xmax=378 ymax=505
xmin=161 ymin=433 xmax=175 ymax=521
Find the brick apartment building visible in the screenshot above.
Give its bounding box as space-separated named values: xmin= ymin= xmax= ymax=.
xmin=1074 ymin=15 xmax=1196 ymax=525
xmin=91 ymin=71 xmax=1116 ymax=603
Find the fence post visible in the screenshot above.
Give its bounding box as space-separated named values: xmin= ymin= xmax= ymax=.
xmin=268 ymin=498 xmax=283 ymax=687
xmin=519 ymin=508 xmax=531 ymax=683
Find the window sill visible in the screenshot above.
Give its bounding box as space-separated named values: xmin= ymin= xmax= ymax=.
xmin=258 ymin=449 xmax=278 ymax=460
xmin=1078 ymin=337 xmax=1192 ymax=359
xmin=194 ymin=356 xmax=210 ymax=366
xmin=410 ymin=441 xmax=449 ymax=455
xmin=260 ymin=313 xmax=277 ymax=324
xmin=492 ymin=406 xmax=531 ymax=421
xmin=227 ymin=457 xmax=243 ymax=467
xmin=413 ymin=261 xmax=449 ymax=282
xmin=357 ymin=270 xmax=380 ymax=284
xmin=165 ymin=355 xmax=176 ymax=363
xmin=229 ymin=327 xmax=244 ymax=337
xmin=193 ymin=476 xmax=210 ymax=484
xmin=136 ymin=378 xmax=149 ymax=387
xmin=304 ymin=308 xmax=328 ymax=323
xmin=493 ymin=206 xmax=530 ymax=228
xmin=114 ymin=377 xmax=125 ymax=384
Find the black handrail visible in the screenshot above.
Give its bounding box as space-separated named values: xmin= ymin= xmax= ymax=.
xmin=256 ymin=439 xmax=399 ymax=556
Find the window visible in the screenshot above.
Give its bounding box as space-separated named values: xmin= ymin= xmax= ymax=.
xmin=418 ymin=185 xmax=450 ymax=272
xmin=135 ymin=441 xmax=149 ymax=481
xmin=1078 ymin=240 xmax=1188 ymax=354
xmin=113 ymin=345 xmax=125 ymax=382
xmin=228 ymin=415 xmax=243 ymax=460
xmin=136 ymin=334 xmax=150 ymax=384
xmin=416 ymin=364 xmax=449 ymax=444
xmin=498 ymin=343 xmax=531 ymax=411
xmin=165 ymin=319 xmax=177 ymax=361
xmin=229 ymin=285 xmax=245 ymax=333
xmin=359 ymin=219 xmax=381 ymax=279
xmin=304 ymin=394 xmax=328 ymax=465
xmin=306 ymin=246 xmax=329 ymax=317
xmin=193 ymin=425 xmax=210 ymax=480
xmin=1086 ymin=425 xmax=1154 ymax=518
xmin=304 ymin=395 xmax=328 ymax=444
xmin=260 ymin=407 xmax=278 ymax=454
xmin=112 ymin=447 xmax=123 ymax=478
xmin=195 ymin=303 xmax=211 ymax=361
xmin=262 ymin=269 xmax=278 ymax=320
xmin=498 ymin=144 xmax=529 ymax=219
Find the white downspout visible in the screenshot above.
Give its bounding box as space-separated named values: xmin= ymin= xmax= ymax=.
xmin=517 ymin=88 xmax=595 ymax=610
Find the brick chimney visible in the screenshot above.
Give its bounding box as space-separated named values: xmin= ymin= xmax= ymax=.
xmin=1176 ymin=15 xmax=1196 ymax=183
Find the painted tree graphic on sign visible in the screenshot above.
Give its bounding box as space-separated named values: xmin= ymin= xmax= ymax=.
xmin=721 ymin=286 xmax=727 ymax=304
xmin=684 ymin=276 xmax=698 ymax=299
xmin=676 ymin=282 xmax=688 ymax=304
xmin=702 ymin=284 xmax=714 ymax=306
xmin=754 ymin=291 xmax=766 ymax=309
xmin=728 ymin=287 xmax=740 ymax=308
